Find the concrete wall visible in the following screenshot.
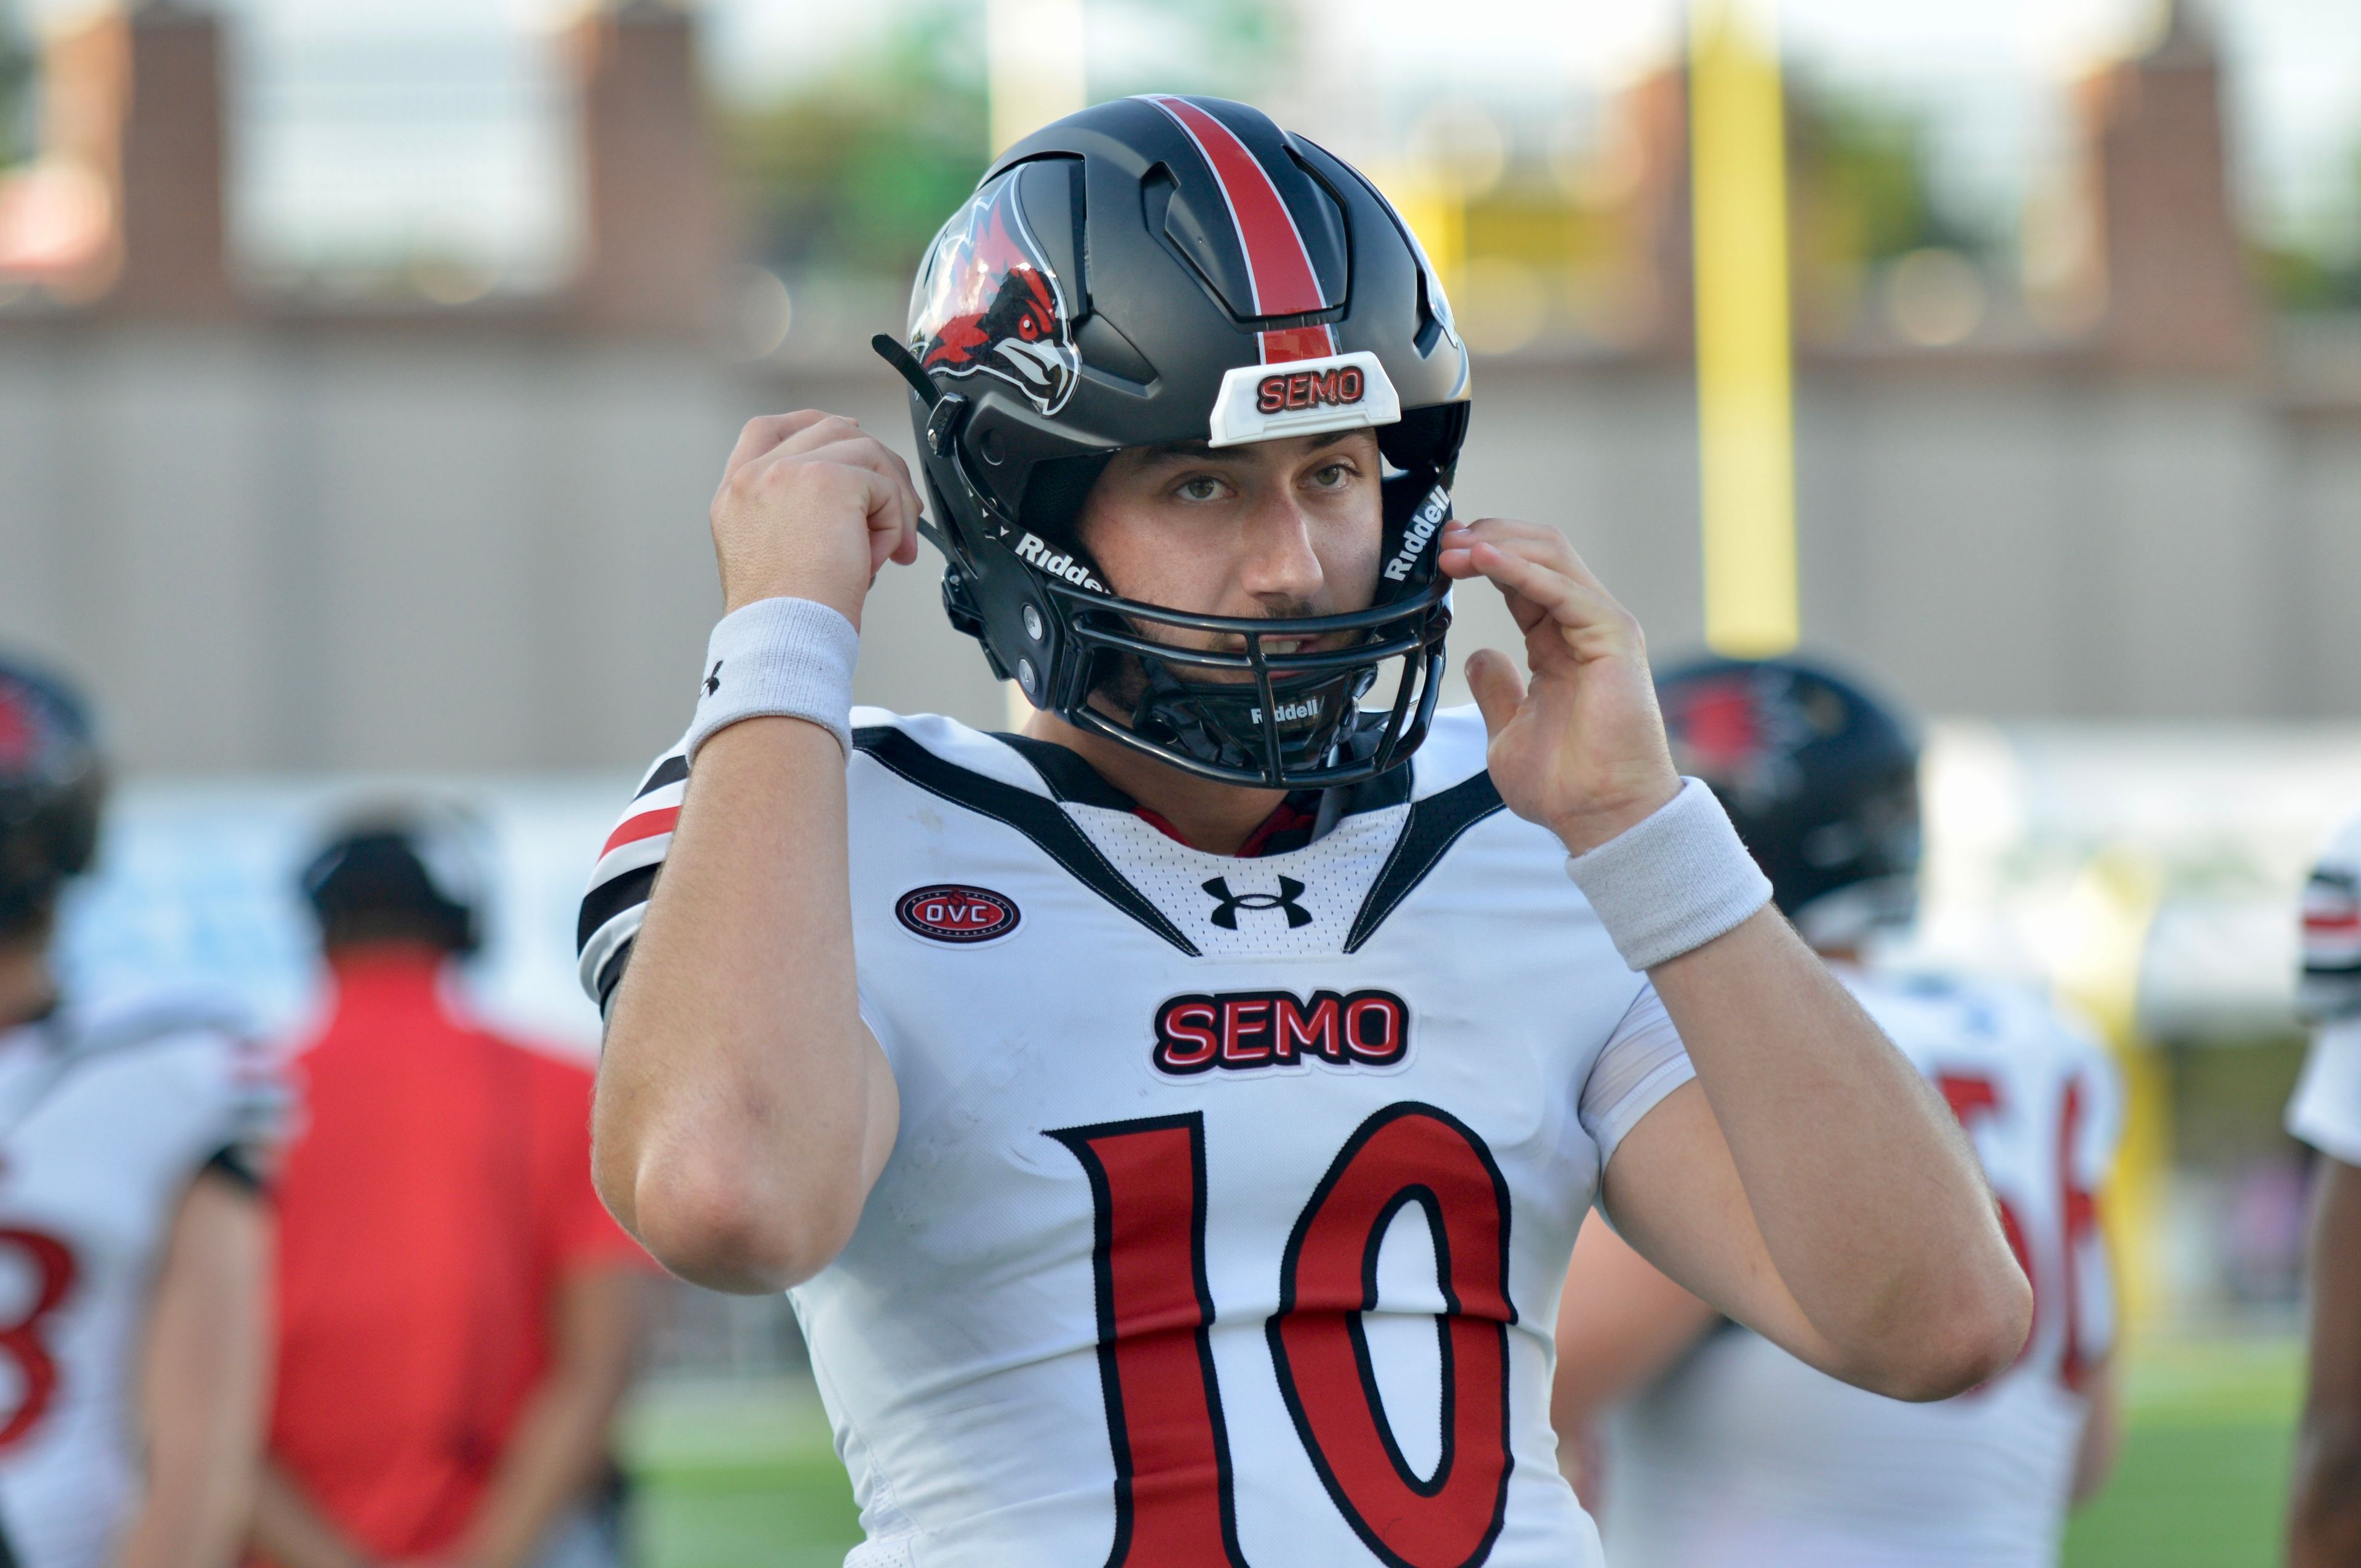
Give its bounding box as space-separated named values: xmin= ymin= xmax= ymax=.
xmin=1 ymin=321 xmax=2355 ymax=774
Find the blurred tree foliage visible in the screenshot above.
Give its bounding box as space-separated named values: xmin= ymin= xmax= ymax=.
xmin=1793 ymin=90 xmax=1980 ymax=269
xmin=0 ymin=0 xmax=35 ymax=168
xmin=2256 ymin=144 xmax=2361 ymax=311
xmin=724 ymin=0 xmax=1289 ymax=283
xmin=725 ymin=2 xmax=988 ymax=284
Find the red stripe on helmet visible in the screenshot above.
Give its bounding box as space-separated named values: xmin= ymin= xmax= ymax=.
xmin=1145 ymin=95 xmax=1339 ymax=365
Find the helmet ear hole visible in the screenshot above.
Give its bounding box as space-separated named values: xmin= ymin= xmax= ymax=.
xmin=1016 ymin=453 xmax=1114 ymax=558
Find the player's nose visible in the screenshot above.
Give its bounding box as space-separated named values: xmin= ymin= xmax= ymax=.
xmin=1233 ymin=486 xmax=1326 ymax=608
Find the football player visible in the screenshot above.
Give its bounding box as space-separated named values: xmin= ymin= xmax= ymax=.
xmin=1553 ymin=655 xmax=2122 ymax=1567
xmin=580 ymin=97 xmax=2030 ymax=1567
xmin=0 ymin=656 xmax=276 ymax=1567
xmin=2287 ymin=810 xmax=2361 ymax=1564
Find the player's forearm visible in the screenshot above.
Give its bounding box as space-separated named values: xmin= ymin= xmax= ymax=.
xmin=594 ymin=716 xmax=894 ymax=1291
xmin=247 ymin=1465 xmax=377 ymax=1568
xmin=1648 ymin=909 xmax=2030 ymax=1399
xmin=2291 ymin=1158 xmax=2361 ymax=1564
xmin=2070 ymin=1358 xmax=2120 ymax=1506
xmin=122 ymin=1177 xmax=269 ymax=1568
xmin=2291 ymin=1418 xmax=2361 ymax=1567
xmin=451 ymin=1267 xmax=643 ymax=1568
xmin=451 ymin=1368 xmax=627 ymax=1568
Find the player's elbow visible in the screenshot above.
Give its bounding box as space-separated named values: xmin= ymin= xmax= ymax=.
xmin=1863 ymin=1255 xmax=2035 ymax=1403
xmin=623 ymin=1147 xmax=859 ymax=1294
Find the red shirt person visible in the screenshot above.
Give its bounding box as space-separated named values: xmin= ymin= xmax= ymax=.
xmin=255 ymin=819 xmax=651 ymax=1568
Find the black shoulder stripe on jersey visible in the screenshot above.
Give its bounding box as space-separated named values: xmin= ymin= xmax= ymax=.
xmin=635 ymin=754 xmax=688 ymax=799
xmin=855 ymin=726 xmax=1201 ymax=956
xmin=1343 ymin=771 xmax=1505 ymax=953
xmin=992 ymin=733 xmax=1139 ymax=809
xmin=200 ymin=1144 xmax=268 ymax=1195
xmin=578 ymin=863 xmax=658 ymax=955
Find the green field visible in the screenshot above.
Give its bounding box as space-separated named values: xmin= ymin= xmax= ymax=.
xmin=626 ymin=1334 xmax=2303 ymax=1567
xmin=2063 ymin=1335 xmax=2298 ymax=1567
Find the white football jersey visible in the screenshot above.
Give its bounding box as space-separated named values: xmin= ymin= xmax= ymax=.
xmin=0 ymin=991 xmax=279 ymax=1568
xmin=2288 ymin=814 xmax=2361 ymax=1164
xmin=1601 ymin=968 xmax=2121 ymax=1568
xmin=581 ymin=707 xmax=1700 ymax=1568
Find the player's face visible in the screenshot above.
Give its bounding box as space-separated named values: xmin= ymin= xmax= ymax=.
xmin=1076 ymin=429 xmax=1383 ymax=662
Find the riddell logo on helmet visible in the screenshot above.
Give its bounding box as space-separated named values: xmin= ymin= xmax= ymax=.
xmin=1382 ymin=487 xmax=1452 ymax=582
xmin=1256 ymin=366 xmax=1365 ymax=416
xmin=1014 ymin=534 xmax=1106 ymax=593
xmin=1248 ymin=696 xmax=1321 ymax=724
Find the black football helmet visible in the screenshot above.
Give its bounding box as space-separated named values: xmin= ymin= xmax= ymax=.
xmin=0 ymin=656 xmax=105 ymax=941
xmin=1656 ymin=655 xmax=1922 ymax=947
xmin=877 ymin=94 xmax=1473 ymax=788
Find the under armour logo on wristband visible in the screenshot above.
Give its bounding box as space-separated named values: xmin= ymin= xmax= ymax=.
xmin=704 ymin=661 xmax=723 ymax=697
xmin=1201 ymin=876 xmax=1311 ymax=930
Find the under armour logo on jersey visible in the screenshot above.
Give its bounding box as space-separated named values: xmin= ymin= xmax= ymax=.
xmin=704 ymin=661 xmax=723 ymax=697
xmin=1201 ymin=876 xmax=1310 ymax=930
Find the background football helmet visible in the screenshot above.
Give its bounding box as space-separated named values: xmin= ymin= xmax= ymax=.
xmin=882 ymin=95 xmax=1473 ymax=788
xmin=0 ymin=656 xmax=104 ymax=941
xmin=1655 ymin=654 xmax=1923 ymax=949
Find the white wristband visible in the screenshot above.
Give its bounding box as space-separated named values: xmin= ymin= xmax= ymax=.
xmin=1564 ymin=778 xmax=1773 ymax=971
xmin=682 ymin=598 xmax=860 ymax=765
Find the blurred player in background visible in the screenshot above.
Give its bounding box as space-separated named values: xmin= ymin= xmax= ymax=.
xmin=253 ymin=814 xmax=654 ymax=1568
xmin=0 ymin=655 xmax=276 ymax=1568
xmin=1553 ymin=655 xmax=2121 ymax=1567
xmin=2286 ymin=812 xmax=2361 ymax=1565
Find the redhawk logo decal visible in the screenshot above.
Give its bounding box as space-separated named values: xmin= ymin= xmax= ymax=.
xmin=1152 ymin=989 xmax=1408 ymax=1075
xmin=908 ymin=169 xmax=1078 ymax=415
xmin=1661 ymin=670 xmax=1815 ymax=807
xmin=896 ymin=884 xmax=1021 ymax=944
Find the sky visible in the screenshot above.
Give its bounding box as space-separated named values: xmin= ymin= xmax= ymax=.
xmin=18 ymin=0 xmax=2361 ymax=273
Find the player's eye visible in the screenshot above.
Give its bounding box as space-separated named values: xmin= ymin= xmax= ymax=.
xmin=1306 ymin=462 xmax=1355 ymax=491
xmin=1174 ymin=475 xmax=1225 ymax=503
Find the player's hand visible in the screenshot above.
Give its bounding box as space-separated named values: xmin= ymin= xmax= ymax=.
xmin=710 ymin=410 xmax=924 ymax=627
xmin=1437 ymin=518 xmax=1680 ymax=855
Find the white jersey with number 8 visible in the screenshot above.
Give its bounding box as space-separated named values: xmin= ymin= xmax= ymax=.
xmin=0 ymin=992 xmax=279 ymax=1568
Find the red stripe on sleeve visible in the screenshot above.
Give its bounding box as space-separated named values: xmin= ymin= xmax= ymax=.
xmin=601 ymin=806 xmax=679 ymax=857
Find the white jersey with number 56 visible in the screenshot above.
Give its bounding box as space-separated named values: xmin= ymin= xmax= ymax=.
xmin=581 ymin=707 xmax=1711 ymax=1568
xmin=1602 ymin=969 xmax=2121 ymax=1568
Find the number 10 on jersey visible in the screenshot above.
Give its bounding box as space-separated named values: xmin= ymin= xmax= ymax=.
xmin=1049 ymin=1104 xmax=1517 ymax=1568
